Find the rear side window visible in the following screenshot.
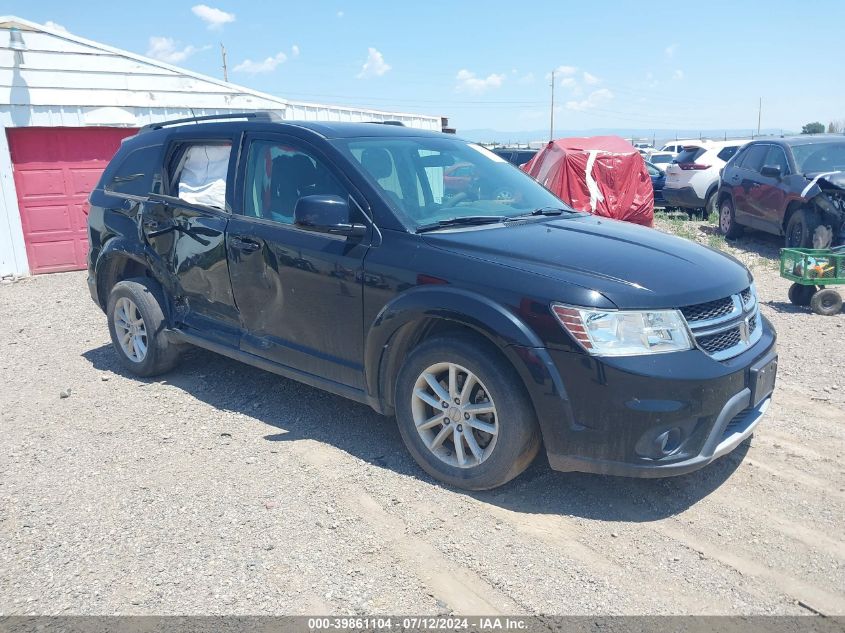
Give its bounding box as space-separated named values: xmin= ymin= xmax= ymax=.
xmin=105 ymin=145 xmax=162 ymax=196
xmin=716 ymin=146 xmax=741 ymax=162
xmin=170 ymin=142 xmax=232 ymax=209
xmin=651 ymin=154 xmax=672 ymax=165
xmin=675 ymin=147 xmax=705 ymax=164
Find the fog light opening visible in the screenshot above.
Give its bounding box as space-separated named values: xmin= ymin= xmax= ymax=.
xmin=654 ymin=427 xmax=682 ymax=456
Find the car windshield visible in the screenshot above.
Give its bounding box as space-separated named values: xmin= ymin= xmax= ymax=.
xmin=790 ymin=141 xmax=845 ymax=174
xmin=334 ymin=136 xmax=569 ymax=229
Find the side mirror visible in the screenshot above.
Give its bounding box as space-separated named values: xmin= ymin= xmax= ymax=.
xmin=294 ymin=195 xmax=366 ymax=238
xmin=761 ymin=164 xmax=782 ymax=178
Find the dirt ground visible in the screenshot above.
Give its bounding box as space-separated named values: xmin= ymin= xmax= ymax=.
xmin=1 ymin=222 xmax=843 ymax=616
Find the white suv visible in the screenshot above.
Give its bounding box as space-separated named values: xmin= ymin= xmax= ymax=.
xmin=658 ymin=140 xmax=702 ymax=156
xmin=662 ymin=140 xmax=749 ymax=217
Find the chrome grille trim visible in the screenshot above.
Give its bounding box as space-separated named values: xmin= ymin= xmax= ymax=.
xmin=682 ymin=286 xmax=761 ymax=361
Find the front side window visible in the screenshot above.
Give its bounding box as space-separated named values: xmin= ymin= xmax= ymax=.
xmin=738 ymin=145 xmax=769 ymax=172
xmin=171 ymin=142 xmax=231 ymax=209
xmin=243 ymin=140 xmax=347 ymax=224
xmin=335 ymin=136 xmax=565 ymax=229
xmin=764 ymin=146 xmax=790 ymax=174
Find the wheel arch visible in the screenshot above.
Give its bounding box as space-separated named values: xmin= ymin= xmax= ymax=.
xmin=94 ymin=238 xmax=163 ymax=314
xmin=782 ymin=200 xmax=810 ymax=234
xmin=365 ymin=287 xmax=545 ymax=415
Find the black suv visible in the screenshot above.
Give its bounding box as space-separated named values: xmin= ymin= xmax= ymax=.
xmin=87 ymin=113 xmax=778 ymax=490
xmin=490 ymin=148 xmax=537 ymax=167
xmin=717 ymin=135 xmax=845 ymax=247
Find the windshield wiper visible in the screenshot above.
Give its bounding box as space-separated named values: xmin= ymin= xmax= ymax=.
xmin=505 ymin=206 xmax=574 ymax=221
xmin=415 ymin=215 xmax=508 ymax=233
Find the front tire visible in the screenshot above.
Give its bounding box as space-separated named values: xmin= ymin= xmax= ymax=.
xmin=107 ymin=277 xmax=181 ymax=377
xmin=785 ymin=208 xmax=819 ymax=248
xmin=718 ymin=198 xmax=743 ymax=239
xmin=394 ymin=335 xmax=540 ymax=490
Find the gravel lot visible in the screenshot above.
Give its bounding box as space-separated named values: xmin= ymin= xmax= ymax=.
xmin=1 ymin=222 xmax=843 ymax=616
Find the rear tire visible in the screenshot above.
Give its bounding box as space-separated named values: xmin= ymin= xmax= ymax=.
xmin=704 ymin=191 xmax=718 ymax=220
xmin=718 ymin=198 xmax=743 ymax=239
xmin=785 ymin=208 xmax=819 ymax=248
xmin=394 ymin=334 xmax=540 ymax=490
xmin=788 ymin=283 xmax=816 ymax=306
xmin=810 ymin=289 xmax=843 ymax=316
xmin=107 ymin=277 xmax=181 ymax=377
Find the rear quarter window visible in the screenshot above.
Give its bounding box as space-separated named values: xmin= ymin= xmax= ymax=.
xmin=716 ymin=146 xmax=741 ymax=162
xmin=105 ymin=144 xmax=163 ymax=196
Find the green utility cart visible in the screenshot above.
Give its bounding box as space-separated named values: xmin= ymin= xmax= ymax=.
xmin=780 ymin=247 xmax=845 ymax=316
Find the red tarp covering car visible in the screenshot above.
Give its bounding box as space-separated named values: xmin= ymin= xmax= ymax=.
xmin=521 ymin=136 xmax=654 ymax=226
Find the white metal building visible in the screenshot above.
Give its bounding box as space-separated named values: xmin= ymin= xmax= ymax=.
xmin=0 ymin=16 xmax=442 ymax=276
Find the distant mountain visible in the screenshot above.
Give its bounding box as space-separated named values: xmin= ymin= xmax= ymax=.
xmin=458 ymin=127 xmax=792 ymax=145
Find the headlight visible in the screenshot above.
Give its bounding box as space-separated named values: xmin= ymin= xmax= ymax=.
xmin=551 ymin=304 xmax=693 ymax=356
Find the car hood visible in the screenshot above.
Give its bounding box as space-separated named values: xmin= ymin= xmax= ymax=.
xmin=422 ymin=215 xmax=752 ymax=309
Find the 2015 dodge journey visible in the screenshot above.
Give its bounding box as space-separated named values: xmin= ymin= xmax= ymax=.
xmin=87 ymin=113 xmax=778 ymax=490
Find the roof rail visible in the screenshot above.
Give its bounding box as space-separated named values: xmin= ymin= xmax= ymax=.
xmin=367 ymin=120 xmax=405 ymax=126
xmin=139 ymin=111 xmax=282 ymax=134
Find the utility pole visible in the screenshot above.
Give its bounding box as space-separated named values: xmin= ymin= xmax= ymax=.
xmin=549 ymin=69 xmax=555 ymax=142
xmin=221 ymin=42 xmax=229 ymax=82
xmin=757 ymin=97 xmax=762 ymax=137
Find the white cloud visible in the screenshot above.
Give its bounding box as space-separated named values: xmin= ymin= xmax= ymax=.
xmin=146 ymin=36 xmax=202 ymax=64
xmin=559 ymin=77 xmax=577 ymax=88
xmin=337 ymin=10 xmax=344 ymax=18
xmin=357 ymin=47 xmax=391 ymax=78
xmin=583 ymin=71 xmax=600 ymax=85
xmin=554 ymin=65 xmax=577 ymax=76
xmin=665 ymin=43 xmax=677 ymax=58
xmin=518 ymin=72 xmax=535 ymax=85
xmin=43 ymin=20 xmax=68 ymax=33
xmin=673 ymin=69 xmax=684 ymax=80
xmin=191 ymin=4 xmax=235 ymax=30
xmin=644 ymin=71 xmax=659 ymax=88
xmin=234 ymin=51 xmax=287 ymax=74
xmin=455 ymin=69 xmax=506 ymax=93
xmin=565 ymin=88 xmax=614 ymax=111
xmin=291 ymin=44 xmax=300 ymax=58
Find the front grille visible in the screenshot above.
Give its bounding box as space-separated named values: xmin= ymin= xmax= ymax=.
xmin=698 ymin=327 xmax=742 ymax=354
xmin=680 ymin=296 xmax=736 ymax=323
xmin=681 ymin=286 xmax=761 ymax=361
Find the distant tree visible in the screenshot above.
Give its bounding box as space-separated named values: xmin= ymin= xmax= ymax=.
xmin=828 ymin=120 xmax=844 ymax=133
xmin=802 ymin=121 xmax=825 ymax=134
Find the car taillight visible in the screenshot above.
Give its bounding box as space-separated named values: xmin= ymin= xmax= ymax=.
xmin=678 ymin=163 xmax=710 ymax=170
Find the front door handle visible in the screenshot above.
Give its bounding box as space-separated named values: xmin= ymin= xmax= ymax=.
xmin=230 ymin=235 xmax=261 ymax=253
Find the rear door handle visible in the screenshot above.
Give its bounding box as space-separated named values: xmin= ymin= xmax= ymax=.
xmin=142 ymin=217 xmax=175 ymax=238
xmin=229 ymin=235 xmax=261 ymax=253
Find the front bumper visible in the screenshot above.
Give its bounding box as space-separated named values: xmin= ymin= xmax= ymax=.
xmin=513 ymin=317 xmax=777 ymax=478
xmin=662 ymin=185 xmax=706 ymax=209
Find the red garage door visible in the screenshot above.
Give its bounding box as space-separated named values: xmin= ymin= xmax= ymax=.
xmin=8 ymin=127 xmax=136 ymax=274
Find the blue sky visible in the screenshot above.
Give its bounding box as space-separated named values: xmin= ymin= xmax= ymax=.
xmin=6 ymin=0 xmax=845 ymax=134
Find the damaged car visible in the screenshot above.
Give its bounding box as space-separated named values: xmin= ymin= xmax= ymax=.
xmin=87 ymin=113 xmax=778 ymax=490
xmin=716 ymin=136 xmax=845 ymax=247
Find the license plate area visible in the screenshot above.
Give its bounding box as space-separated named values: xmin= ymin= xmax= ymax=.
xmin=750 ymin=355 xmax=778 ymax=406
